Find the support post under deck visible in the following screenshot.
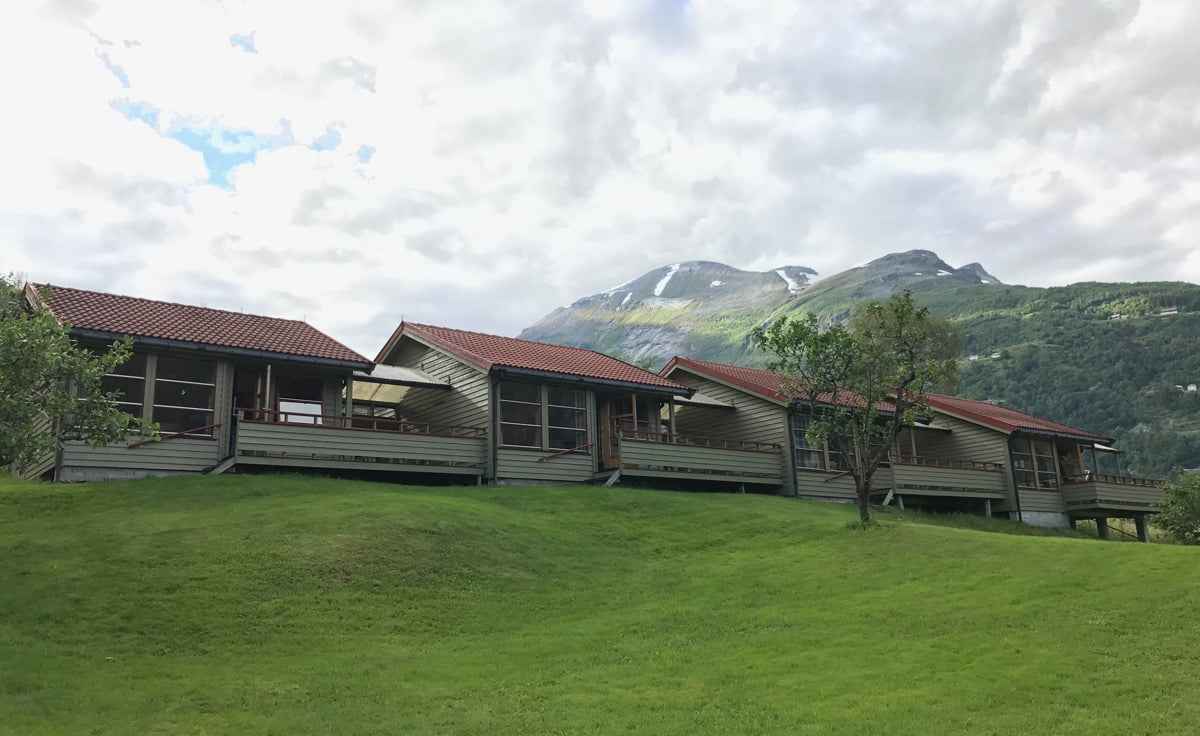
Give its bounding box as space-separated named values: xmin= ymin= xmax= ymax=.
xmin=1095 ymin=517 xmax=1109 ymax=541
xmin=1135 ymin=516 xmax=1150 ymax=543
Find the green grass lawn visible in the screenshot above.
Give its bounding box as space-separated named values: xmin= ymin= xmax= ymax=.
xmin=2 ymin=474 xmax=1198 ymax=735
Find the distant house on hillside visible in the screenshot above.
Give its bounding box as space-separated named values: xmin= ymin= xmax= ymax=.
xmin=1158 ymin=306 xmax=1179 ymax=316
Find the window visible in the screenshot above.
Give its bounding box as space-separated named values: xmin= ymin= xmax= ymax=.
xmin=1010 ymin=437 xmax=1059 ymax=490
xmin=101 ymin=353 xmax=147 ymax=418
xmin=792 ymin=413 xmax=825 ymax=470
xmin=547 ymin=387 xmax=587 ymax=450
xmin=276 ymin=376 xmax=324 ymax=424
xmin=499 ymin=382 xmax=588 ymax=451
xmin=499 ymin=382 xmax=542 ymax=448
xmin=153 ymin=356 xmax=216 ymax=435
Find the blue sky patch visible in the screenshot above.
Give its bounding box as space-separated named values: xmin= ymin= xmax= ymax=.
xmin=97 ymin=50 xmax=130 ymax=87
xmin=230 ymin=33 xmax=257 ymax=53
xmin=310 ymin=125 xmax=342 ymax=152
xmin=111 ymin=99 xmax=160 ymax=128
xmin=356 ymin=145 xmax=376 ymax=164
xmin=167 ymin=118 xmax=295 ymax=188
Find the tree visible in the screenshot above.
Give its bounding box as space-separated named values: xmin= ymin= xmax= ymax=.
xmin=752 ymin=290 xmax=961 ymax=525
xmin=1155 ymin=471 xmax=1200 ymax=545
xmin=1 ymin=276 xmax=153 ymax=474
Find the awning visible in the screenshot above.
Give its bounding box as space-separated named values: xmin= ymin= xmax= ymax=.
xmin=352 ymin=365 xmax=451 ymax=404
xmin=353 ymin=364 xmax=450 ymax=388
xmin=674 ymin=391 xmax=735 ymax=409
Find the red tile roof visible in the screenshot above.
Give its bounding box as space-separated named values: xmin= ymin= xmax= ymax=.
xmin=39 ymin=284 xmax=370 ymax=367
xmin=662 ymin=357 xmax=889 ymax=410
xmin=923 ymin=393 xmax=1111 ymax=443
xmin=387 ymin=323 xmax=687 ymax=392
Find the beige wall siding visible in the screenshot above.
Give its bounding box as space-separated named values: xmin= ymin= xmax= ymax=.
xmin=669 ymin=371 xmax=788 ymax=445
xmin=389 ymin=341 xmax=490 ymax=429
xmin=59 ymin=438 xmax=220 ymax=480
xmin=1018 ymin=489 xmax=1066 ymax=513
xmin=496 ymin=448 xmax=594 ymax=483
xmin=912 ymin=413 xmax=1017 ymax=509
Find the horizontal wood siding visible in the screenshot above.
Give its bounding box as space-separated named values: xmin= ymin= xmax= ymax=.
xmin=60 ymin=438 xmax=219 ymax=475
xmin=388 ymin=342 xmax=490 ymax=429
xmin=619 ymin=439 xmax=783 ymax=485
xmin=496 ymin=448 xmax=594 ymax=483
xmin=237 ymin=422 xmax=485 ymax=474
xmin=795 ymin=466 xmax=893 ymax=501
xmin=892 ymin=463 xmax=1008 ymax=498
xmin=1062 ymin=482 xmax=1163 ymax=513
xmin=670 ymin=372 xmax=787 ymax=446
xmin=914 ymin=414 xmax=1015 ymax=507
xmin=1018 ymin=489 xmax=1065 ymax=513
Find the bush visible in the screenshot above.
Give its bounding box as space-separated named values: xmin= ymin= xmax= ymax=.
xmin=1156 ymin=471 xmax=1200 ymax=545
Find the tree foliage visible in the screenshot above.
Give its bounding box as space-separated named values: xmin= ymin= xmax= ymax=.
xmin=1 ymin=276 xmax=153 ymax=474
xmin=1155 ymin=471 xmax=1200 ymax=545
xmin=752 ymin=290 xmax=960 ymax=524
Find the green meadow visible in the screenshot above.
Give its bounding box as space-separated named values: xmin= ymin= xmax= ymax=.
xmin=2 ymin=474 xmax=1198 ymax=734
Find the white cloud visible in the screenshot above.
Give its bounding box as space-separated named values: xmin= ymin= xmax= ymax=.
xmin=2 ymin=0 xmax=1200 ymax=356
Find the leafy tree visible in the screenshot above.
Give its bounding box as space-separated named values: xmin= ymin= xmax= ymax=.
xmin=1 ymin=276 xmax=153 ymax=474
xmin=1155 ymin=471 xmax=1200 ymax=545
xmin=753 ymin=290 xmax=960 ymax=525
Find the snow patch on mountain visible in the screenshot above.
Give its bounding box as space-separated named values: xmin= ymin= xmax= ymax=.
xmin=654 ymin=264 xmax=681 ymax=297
xmin=774 ymin=269 xmax=802 ymax=293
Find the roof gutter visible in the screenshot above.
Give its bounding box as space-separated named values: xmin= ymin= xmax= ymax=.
xmin=70 ymin=328 xmax=372 ymax=371
xmin=491 ymin=365 xmax=690 ymax=397
xmin=1013 ymin=427 xmax=1114 ymax=445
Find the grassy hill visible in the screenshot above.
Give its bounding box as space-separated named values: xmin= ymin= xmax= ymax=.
xmin=3 ymin=474 xmax=1199 ymax=734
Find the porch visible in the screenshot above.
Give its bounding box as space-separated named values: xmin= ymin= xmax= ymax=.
xmin=890 ymin=455 xmax=1009 ymax=500
xmin=1061 ymin=474 xmax=1164 ymax=515
xmin=610 ymin=428 xmax=784 ymax=487
xmin=232 ymin=408 xmax=488 ymax=477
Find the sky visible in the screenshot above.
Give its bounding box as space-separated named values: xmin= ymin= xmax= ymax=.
xmin=3 ymin=0 xmax=1200 ymax=357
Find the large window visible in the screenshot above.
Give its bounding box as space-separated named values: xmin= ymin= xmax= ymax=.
xmin=152 ymin=356 xmax=216 ymax=435
xmin=499 ymin=382 xmax=588 ymax=451
xmin=1010 ymin=437 xmax=1058 ymax=490
xmin=100 ymin=353 xmax=147 ymax=418
xmin=792 ymin=413 xmax=825 ymax=470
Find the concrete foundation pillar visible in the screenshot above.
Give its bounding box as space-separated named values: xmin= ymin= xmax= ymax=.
xmin=1135 ymin=517 xmax=1150 ymax=543
xmin=984 ymin=499 xmax=992 ymax=518
xmin=1095 ymin=517 xmax=1109 ymax=540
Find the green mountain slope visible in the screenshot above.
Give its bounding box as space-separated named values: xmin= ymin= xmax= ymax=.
xmin=3 ymin=474 xmax=1200 ymax=734
xmin=521 ymin=251 xmax=1200 ymax=476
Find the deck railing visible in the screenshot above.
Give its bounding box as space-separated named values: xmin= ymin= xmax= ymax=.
xmin=617 ymin=428 xmax=782 ymax=454
xmin=891 ymin=454 xmax=1004 ymax=472
xmin=237 ymin=408 xmax=487 ymax=438
xmin=1062 ymin=473 xmax=1163 ymax=488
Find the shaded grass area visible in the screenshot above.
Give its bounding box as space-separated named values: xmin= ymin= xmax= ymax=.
xmin=2 ymin=474 xmax=1199 ymax=734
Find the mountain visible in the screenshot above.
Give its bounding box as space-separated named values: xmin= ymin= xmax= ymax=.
xmin=521 ymin=261 xmax=818 ymax=365
xmin=521 ymin=250 xmax=1200 ymax=477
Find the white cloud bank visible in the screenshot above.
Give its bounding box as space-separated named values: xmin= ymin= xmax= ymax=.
xmin=2 ymin=0 xmax=1200 ymax=354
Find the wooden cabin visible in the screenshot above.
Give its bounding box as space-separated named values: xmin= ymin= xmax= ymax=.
xmin=371 ymin=323 xmax=784 ymax=488
xmin=30 ymin=285 xmax=373 ymax=481
xmin=661 ymin=357 xmax=1163 ymax=540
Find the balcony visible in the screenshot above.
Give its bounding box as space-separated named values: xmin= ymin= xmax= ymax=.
xmin=1061 ymin=474 xmax=1164 ymax=515
xmin=890 ymin=455 xmax=1009 ymax=499
xmin=616 ymin=429 xmax=784 ymax=486
xmin=234 ymin=409 xmax=488 ymax=476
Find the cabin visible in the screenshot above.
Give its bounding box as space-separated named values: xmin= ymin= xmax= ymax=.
xmin=370 ymin=323 xmax=784 ymax=488
xmin=661 ymin=357 xmax=1164 ymax=540
xmin=28 ymin=284 xmax=373 ymax=481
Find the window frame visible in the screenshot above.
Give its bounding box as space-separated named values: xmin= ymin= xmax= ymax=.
xmin=498 ymin=381 xmax=589 ymax=452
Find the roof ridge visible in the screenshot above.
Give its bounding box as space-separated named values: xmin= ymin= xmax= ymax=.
xmin=39 ymin=283 xmax=310 ymax=326
xmin=404 ymin=321 xmax=615 ymax=355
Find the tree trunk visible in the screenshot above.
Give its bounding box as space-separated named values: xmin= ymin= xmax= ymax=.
xmin=857 ymin=476 xmax=872 ymax=525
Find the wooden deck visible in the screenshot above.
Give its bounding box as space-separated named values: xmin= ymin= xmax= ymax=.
xmin=1062 ymin=474 xmax=1164 ymax=515
xmin=616 ymin=429 xmax=784 ymax=486
xmin=235 ymin=410 xmax=487 ymax=476
xmin=890 ymin=455 xmax=1008 ymax=499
